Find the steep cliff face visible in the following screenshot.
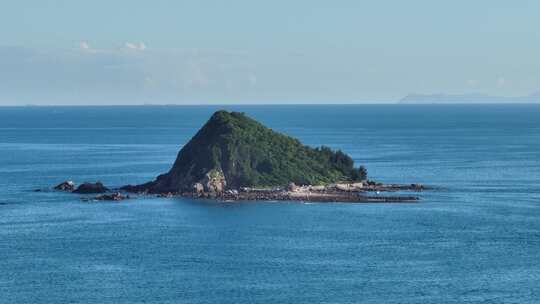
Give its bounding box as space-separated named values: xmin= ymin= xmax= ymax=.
xmin=123 ymin=111 xmax=367 ymax=193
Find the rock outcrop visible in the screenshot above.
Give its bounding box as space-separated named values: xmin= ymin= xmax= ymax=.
xmin=202 ymin=169 xmax=226 ymax=193
xmin=54 ymin=181 xmax=75 ymax=191
xmin=73 ymin=182 xmax=109 ymax=194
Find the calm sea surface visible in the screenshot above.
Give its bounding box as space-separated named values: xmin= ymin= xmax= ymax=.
xmin=1 ymin=105 xmax=539 ymax=303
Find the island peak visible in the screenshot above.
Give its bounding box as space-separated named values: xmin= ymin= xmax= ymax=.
xmin=122 ymin=110 xmax=368 ymax=194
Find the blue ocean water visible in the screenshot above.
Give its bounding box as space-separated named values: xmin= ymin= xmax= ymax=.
xmin=1 ymin=105 xmax=539 ymax=303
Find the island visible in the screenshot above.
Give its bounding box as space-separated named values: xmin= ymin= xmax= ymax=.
xmin=115 ymin=110 xmax=425 ymax=203
xmin=52 ymin=110 xmax=426 ymax=202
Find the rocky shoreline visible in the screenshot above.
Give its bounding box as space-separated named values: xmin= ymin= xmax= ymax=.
xmin=50 ymin=180 xmax=425 ymax=203
xmin=171 ymin=182 xmax=423 ymax=203
xmin=183 ymin=190 xmax=419 ymax=203
xmin=46 ymin=111 xmax=432 ymax=204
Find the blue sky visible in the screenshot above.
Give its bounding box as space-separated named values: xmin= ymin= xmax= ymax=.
xmin=1 ymin=0 xmax=539 ymax=105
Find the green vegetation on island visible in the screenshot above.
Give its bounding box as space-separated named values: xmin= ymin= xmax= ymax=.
xmin=124 ymin=110 xmax=368 ymax=193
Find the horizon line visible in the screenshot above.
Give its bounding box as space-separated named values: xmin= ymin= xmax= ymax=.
xmin=1 ymin=102 xmax=540 ymax=107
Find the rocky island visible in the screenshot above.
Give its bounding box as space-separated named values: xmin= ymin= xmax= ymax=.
xmin=52 ymin=110 xmax=426 ymax=202
xmin=116 ymin=110 xmax=425 ymax=203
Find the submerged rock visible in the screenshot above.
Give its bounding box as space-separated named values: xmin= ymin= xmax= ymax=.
xmin=94 ymin=192 xmax=128 ymax=201
xmin=73 ymin=182 xmax=109 ymax=194
xmin=54 ymin=181 xmax=76 ymax=192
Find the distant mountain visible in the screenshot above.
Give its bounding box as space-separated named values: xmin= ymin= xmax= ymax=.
xmin=399 ymin=92 xmax=540 ymax=104
xmin=122 ymin=111 xmax=367 ymax=193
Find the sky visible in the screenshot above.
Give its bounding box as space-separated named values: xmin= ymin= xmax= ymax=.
xmin=1 ymin=0 xmax=539 ymax=105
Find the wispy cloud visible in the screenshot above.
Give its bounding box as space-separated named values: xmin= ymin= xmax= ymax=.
xmin=124 ymin=42 xmax=147 ymax=51
xmin=79 ymin=41 xmax=148 ymax=54
xmin=79 ymin=41 xmax=100 ymax=54
xmin=79 ymin=41 xmax=108 ymax=54
xmin=0 ymin=44 xmax=270 ymax=105
xmin=80 ymin=41 xmax=90 ymax=50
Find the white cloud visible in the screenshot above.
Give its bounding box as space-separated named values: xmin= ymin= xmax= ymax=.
xmin=80 ymin=41 xmax=90 ymax=50
xmin=124 ymin=42 xmax=147 ymax=51
xmin=79 ymin=41 xmax=100 ymax=54
xmin=497 ymin=77 xmax=506 ymax=87
xmin=79 ymin=41 xmax=148 ymax=55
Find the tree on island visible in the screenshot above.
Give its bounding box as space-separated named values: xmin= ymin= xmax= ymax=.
xmin=351 ymin=165 xmax=368 ymax=182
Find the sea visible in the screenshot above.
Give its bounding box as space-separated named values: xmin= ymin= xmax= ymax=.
xmin=1 ymin=105 xmax=539 ymax=304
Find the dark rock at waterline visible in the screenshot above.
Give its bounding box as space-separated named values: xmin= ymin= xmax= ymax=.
xmin=73 ymin=182 xmax=109 ymax=194
xmin=411 ymin=183 xmax=426 ymax=191
xmin=94 ymin=192 xmax=129 ymax=201
xmin=120 ymin=184 xmax=146 ymax=193
xmin=54 ymin=181 xmax=76 ymax=191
